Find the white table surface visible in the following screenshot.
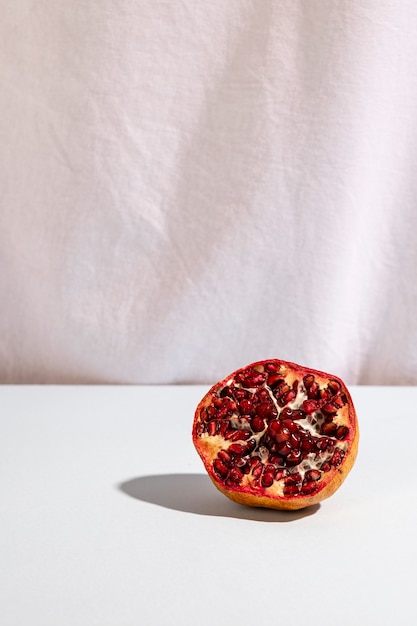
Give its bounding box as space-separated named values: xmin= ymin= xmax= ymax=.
xmin=1 ymin=384 xmax=416 ymax=626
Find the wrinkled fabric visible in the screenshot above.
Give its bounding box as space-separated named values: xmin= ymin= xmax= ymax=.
xmin=1 ymin=1 xmax=417 ymax=385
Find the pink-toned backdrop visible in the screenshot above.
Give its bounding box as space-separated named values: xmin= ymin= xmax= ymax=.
xmin=1 ymin=1 xmax=417 ymax=385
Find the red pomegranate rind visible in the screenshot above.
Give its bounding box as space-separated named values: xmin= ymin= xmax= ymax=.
xmin=192 ymin=359 xmax=359 ymax=510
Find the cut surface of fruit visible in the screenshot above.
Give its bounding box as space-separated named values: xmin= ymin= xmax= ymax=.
xmin=192 ymin=359 xmax=359 ymax=510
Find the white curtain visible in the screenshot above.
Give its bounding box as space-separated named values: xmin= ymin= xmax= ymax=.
xmin=1 ymin=1 xmax=417 ymax=385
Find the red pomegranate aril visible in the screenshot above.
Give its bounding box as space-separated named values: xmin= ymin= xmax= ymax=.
xmin=285 ymin=473 xmax=301 ymax=485
xmin=275 ymin=426 xmax=291 ymax=443
xmin=261 ymin=471 xmax=275 ymax=488
xmin=301 ymin=439 xmax=314 ymax=452
xmin=291 ymin=410 xmax=306 ymax=420
xmin=289 ymin=432 xmax=301 ymax=447
xmin=276 ymin=441 xmax=292 ymax=456
xmin=193 ymin=358 xmax=359 ymax=510
xmin=336 ymin=425 xmax=349 ymax=440
xmin=305 ymin=469 xmax=321 ymax=482
xmin=281 ymin=419 xmax=299 ymax=434
xmin=307 ymin=382 xmax=320 ymax=399
xmin=251 ymin=416 xmax=265 ymax=432
xmin=301 ymin=481 xmax=318 ymax=495
xmin=281 ymin=389 xmax=296 ymax=404
xmin=331 ymin=449 xmax=345 ymax=467
xmin=207 ymin=421 xmax=218 ymax=436
xmin=227 ymin=468 xmax=244 ymax=484
xmin=322 ymin=403 xmax=338 ymax=416
xmin=316 ymin=437 xmax=332 ymax=451
xmin=239 ymin=399 xmax=254 ymax=415
xmin=228 ymin=443 xmax=246 ymax=455
xmin=332 ymin=395 xmax=345 ymax=409
xmin=232 ymin=429 xmax=252 ymax=441
xmin=303 ymin=374 xmax=315 ymax=389
xmin=218 ymin=450 xmax=233 ymax=466
xmin=328 ymin=379 xmax=341 ymax=395
xmin=287 ymin=449 xmax=302 ymax=464
xmin=303 ymin=400 xmax=319 ymax=414
xmin=218 ymin=420 xmax=229 ymax=436
xmin=252 ymin=463 xmax=263 ymax=479
xmin=245 ymin=439 xmax=257 ymax=454
xmin=321 ymin=422 xmax=337 ymax=436
xmin=283 ymin=484 xmax=300 ymax=496
xmin=267 ymin=419 xmax=280 ymax=436
xmin=267 ymin=374 xmax=285 ymax=388
xmin=256 ymin=402 xmax=275 ymax=419
xmin=213 ymin=459 xmax=228 ymax=479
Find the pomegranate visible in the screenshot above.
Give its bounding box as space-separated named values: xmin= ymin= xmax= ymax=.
xmin=192 ymin=359 xmax=359 ymax=510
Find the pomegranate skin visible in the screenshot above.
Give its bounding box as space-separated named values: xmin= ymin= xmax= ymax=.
xmin=192 ymin=359 xmax=359 ymax=511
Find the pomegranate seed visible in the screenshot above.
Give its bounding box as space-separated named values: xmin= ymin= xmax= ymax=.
xmin=275 ymin=470 xmax=287 ymax=480
xmin=277 ymin=441 xmax=292 ymax=456
xmin=231 ymin=429 xmax=252 ymax=441
xmin=332 ymin=395 xmax=345 ymax=409
xmin=331 ymin=448 xmax=345 ymax=467
xmin=244 ymin=439 xmax=256 ymax=454
xmin=268 ymin=419 xmax=281 ymax=436
xmin=303 ymin=374 xmax=315 ymax=388
xmin=289 ymin=432 xmax=301 ymax=447
xmin=281 ymin=419 xmax=299 ymax=434
xmin=301 ymin=481 xmax=318 ymax=495
xmin=281 ymin=389 xmax=296 ymax=405
xmin=252 ymin=463 xmax=263 ymax=479
xmin=304 ymin=469 xmax=321 ymax=482
xmin=207 ymin=421 xmax=218 ymax=436
xmin=251 ymin=416 xmax=265 ymax=432
xmin=243 ymin=373 xmax=265 ymax=388
xmin=256 ymin=402 xmax=274 ymax=419
xmin=234 ymin=389 xmax=249 ymax=401
xmin=228 ymin=443 xmax=246 ymax=455
xmin=307 ymin=382 xmax=319 ymax=399
xmin=291 ymin=410 xmax=306 ymax=420
xmin=267 ymin=374 xmax=285 ymax=388
xmin=336 ymin=425 xmax=349 ymax=440
xmin=321 ymin=422 xmax=337 ymax=436
xmin=285 ymin=473 xmax=301 ymax=485
xmin=328 ymin=379 xmax=341 ymax=395
xmin=292 ymin=379 xmax=299 ymax=393
xmin=300 ymin=439 xmax=314 ymax=452
xmin=275 ymin=426 xmax=291 ymax=443
xmin=316 ymin=437 xmax=332 ymax=451
xmin=213 ymin=459 xmax=228 ymax=479
xmin=303 ymin=400 xmax=319 ymax=414
xmin=322 ymin=462 xmax=331 ymax=472
xmin=322 ymin=403 xmax=338 ymax=416
xmin=227 ymin=468 xmax=244 ymax=485
xmin=219 ymin=385 xmax=232 ymax=397
xmin=287 ymin=449 xmax=302 ymax=464
xmin=277 ymin=383 xmax=290 ymax=396
xmin=319 ymin=389 xmax=331 ymax=401
xmin=261 ymin=471 xmax=275 ymax=488
xmin=218 ymin=420 xmax=229 ymax=436
xmin=239 ymin=399 xmax=254 ymax=415
xmin=218 ymin=450 xmax=233 ymax=466
xmin=283 ymin=484 xmax=300 ymax=496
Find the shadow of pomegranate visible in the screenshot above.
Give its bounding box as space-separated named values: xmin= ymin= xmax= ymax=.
xmin=118 ymin=474 xmax=320 ymax=522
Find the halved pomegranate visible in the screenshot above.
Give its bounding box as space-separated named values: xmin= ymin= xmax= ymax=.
xmin=192 ymin=359 xmax=359 ymax=510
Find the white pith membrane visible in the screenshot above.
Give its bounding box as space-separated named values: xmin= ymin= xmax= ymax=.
xmin=196 ymin=362 xmax=351 ymax=499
